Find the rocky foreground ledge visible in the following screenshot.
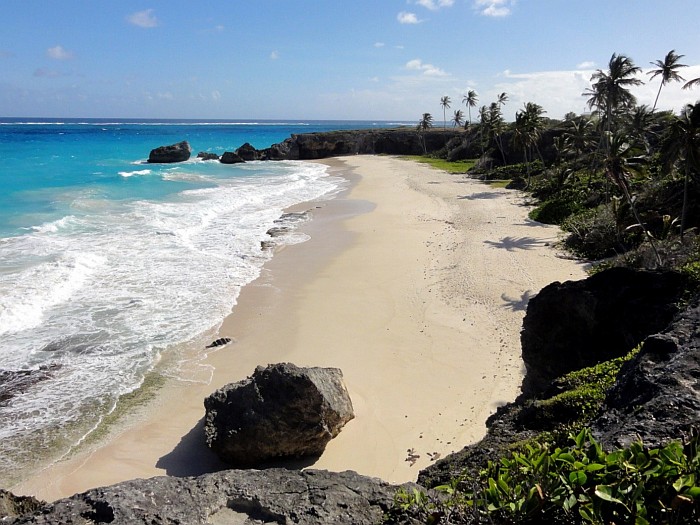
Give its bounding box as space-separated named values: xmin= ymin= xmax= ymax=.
xmin=1 ymin=469 xmax=414 ymax=524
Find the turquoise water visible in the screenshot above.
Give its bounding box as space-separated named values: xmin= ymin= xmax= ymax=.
xmin=0 ymin=118 xmax=409 ymax=481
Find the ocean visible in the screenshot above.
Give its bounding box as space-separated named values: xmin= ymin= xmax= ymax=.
xmin=0 ymin=118 xmax=409 ymax=483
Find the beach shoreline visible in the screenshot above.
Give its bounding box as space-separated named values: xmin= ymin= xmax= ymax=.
xmin=12 ymin=155 xmax=588 ymax=502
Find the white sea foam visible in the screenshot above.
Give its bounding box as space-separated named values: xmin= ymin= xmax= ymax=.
xmin=118 ymin=169 xmax=152 ymax=177
xmin=0 ymin=159 xmax=344 ymax=476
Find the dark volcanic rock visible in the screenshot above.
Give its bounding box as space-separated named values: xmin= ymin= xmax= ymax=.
xmin=147 ymin=140 xmax=192 ymax=163
xmin=259 ymin=129 xmax=462 ymax=160
xmin=5 ymin=468 xmax=412 ymax=524
xmin=0 ymin=489 xmax=44 ymax=520
xmin=220 ymin=151 xmax=245 ymax=164
xmin=0 ymin=365 xmax=60 ymax=405
xmin=235 ymin=142 xmax=260 ymax=161
xmin=520 ymin=268 xmax=687 ymax=394
xmin=196 ymin=151 xmax=219 ymax=161
xmin=204 ymin=363 xmax=354 ymax=465
xmin=593 ymin=295 xmax=700 ymax=449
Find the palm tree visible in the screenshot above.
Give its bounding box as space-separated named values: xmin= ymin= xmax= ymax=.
xmin=603 ymin=131 xmax=662 ymax=266
xmin=462 ymin=89 xmax=478 ymax=126
xmin=584 ymin=53 xmax=643 ymax=135
xmin=440 ymin=96 xmax=451 ymax=130
xmin=660 ymin=102 xmax=700 ymax=238
xmin=648 ymin=49 xmax=687 ymax=111
xmin=488 ymin=102 xmax=507 ymax=164
xmin=451 ymin=109 xmax=464 ymax=128
xmin=514 ymin=102 xmax=546 ymax=186
xmin=416 ymin=112 xmax=433 ymax=154
xmin=497 ymin=92 xmax=508 ymax=108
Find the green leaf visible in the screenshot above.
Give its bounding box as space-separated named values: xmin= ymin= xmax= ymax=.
xmin=557 ymin=452 xmax=576 ymax=464
xmin=594 ymin=484 xmax=625 ymax=505
xmin=585 ymin=462 xmax=605 ymax=472
xmin=569 ymin=470 xmax=588 ymax=486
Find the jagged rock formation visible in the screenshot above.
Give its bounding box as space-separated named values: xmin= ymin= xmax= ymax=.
xmin=4 ymin=469 xmax=411 ymax=525
xmin=0 ymin=489 xmax=43 ymax=520
xmin=220 ymin=151 xmax=245 ymax=164
xmin=235 ymin=142 xmax=261 ymax=161
xmin=147 ymin=141 xmax=192 ymax=163
xmin=196 ymin=151 xmax=219 ymax=161
xmin=593 ymin=295 xmax=700 ymax=449
xmin=420 ymin=269 xmax=697 ymax=488
xmin=204 ymin=363 xmax=354 ymax=465
xmin=520 ymin=267 xmax=687 ymax=394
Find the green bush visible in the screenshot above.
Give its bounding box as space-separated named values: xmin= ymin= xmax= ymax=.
xmin=387 ymin=429 xmax=700 ymax=524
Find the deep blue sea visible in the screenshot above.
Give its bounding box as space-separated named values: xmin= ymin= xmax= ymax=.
xmin=0 ymin=118 xmax=410 ymax=481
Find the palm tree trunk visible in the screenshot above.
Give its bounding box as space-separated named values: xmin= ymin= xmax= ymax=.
xmin=652 ymin=83 xmax=663 ymax=112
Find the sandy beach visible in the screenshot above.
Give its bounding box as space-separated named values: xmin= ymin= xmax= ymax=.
xmin=14 ymin=155 xmax=587 ymax=502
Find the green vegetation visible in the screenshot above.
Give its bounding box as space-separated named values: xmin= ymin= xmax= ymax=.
xmin=395 ymin=49 xmax=700 ymax=524
xmin=388 ymin=429 xmax=700 ymax=524
xmin=522 ymin=347 xmax=639 ymax=441
xmin=406 ymin=156 xmax=477 ymax=174
xmin=412 ymin=49 xmax=700 ymax=272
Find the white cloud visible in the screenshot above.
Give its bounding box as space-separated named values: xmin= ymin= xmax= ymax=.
xmin=47 ymin=45 xmax=73 ymax=60
xmin=416 ymin=0 xmax=455 ymax=10
xmin=474 ymin=0 xmax=515 ymax=17
xmin=127 ymin=9 xmax=158 ymax=28
xmin=374 ymin=42 xmax=385 ymax=48
xmin=397 ymin=11 xmax=421 ymax=24
xmin=270 ymin=50 xmax=279 ymax=60
xmin=157 ymin=91 xmax=174 ymax=100
xmin=577 ymin=61 xmax=596 ymax=70
xmin=406 ymin=58 xmax=448 ymax=77
xmin=211 ymin=90 xmax=221 ymax=101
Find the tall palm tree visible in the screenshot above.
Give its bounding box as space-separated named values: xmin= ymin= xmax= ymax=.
xmin=451 ymin=109 xmax=464 ymax=128
xmin=648 ymin=49 xmax=687 ymax=111
xmin=440 ymin=96 xmax=451 ymax=130
xmin=514 ymin=102 xmax=546 ymax=186
xmin=584 ymin=53 xmax=643 ymax=135
xmin=462 ymin=89 xmax=478 ymax=126
xmin=488 ymin=102 xmax=507 ymax=165
xmin=416 ymin=112 xmax=433 ymax=154
xmin=660 ymin=102 xmax=700 ymax=238
xmin=497 ymin=92 xmax=508 ymax=108
xmin=603 ymin=131 xmax=662 ymax=266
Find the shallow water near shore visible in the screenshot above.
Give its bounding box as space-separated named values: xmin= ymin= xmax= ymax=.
xmin=0 ymin=118 xmax=409 ymax=485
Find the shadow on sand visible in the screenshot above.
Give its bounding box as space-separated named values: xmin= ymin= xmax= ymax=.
xmin=484 ymin=236 xmax=544 ymax=252
xmin=156 ymin=417 xmax=321 ymax=477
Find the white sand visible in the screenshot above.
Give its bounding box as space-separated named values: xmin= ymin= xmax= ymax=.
xmin=14 ymin=155 xmax=587 ymax=501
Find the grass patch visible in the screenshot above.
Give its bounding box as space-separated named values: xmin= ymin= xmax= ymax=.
xmin=404 ymin=156 xmax=478 ymax=174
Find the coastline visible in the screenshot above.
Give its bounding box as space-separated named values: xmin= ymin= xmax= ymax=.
xmin=13 ymin=155 xmax=588 ymax=502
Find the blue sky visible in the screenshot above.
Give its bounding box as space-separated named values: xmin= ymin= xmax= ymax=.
xmin=2 ymin=0 xmax=700 ymax=121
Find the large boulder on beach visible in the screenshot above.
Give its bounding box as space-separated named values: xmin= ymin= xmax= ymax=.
xmin=520 ymin=267 xmax=687 ymax=394
xmin=204 ymin=363 xmax=354 ymax=465
xmin=147 ymin=141 xmax=192 ymax=163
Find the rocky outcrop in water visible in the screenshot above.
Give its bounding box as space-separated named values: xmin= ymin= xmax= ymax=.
xmin=204 ymin=363 xmax=354 ymax=466
xmin=220 ymin=151 xmax=245 ymax=164
xmin=520 ymin=267 xmax=687 ymax=394
xmin=147 ymin=141 xmax=192 ymax=163
xmin=0 ymin=365 xmax=60 ymax=405
xmin=4 ymin=469 xmax=411 ymax=525
xmin=196 ymin=151 xmax=219 ymax=161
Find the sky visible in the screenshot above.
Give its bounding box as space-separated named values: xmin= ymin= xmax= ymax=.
xmin=2 ymin=0 xmax=700 ymax=121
